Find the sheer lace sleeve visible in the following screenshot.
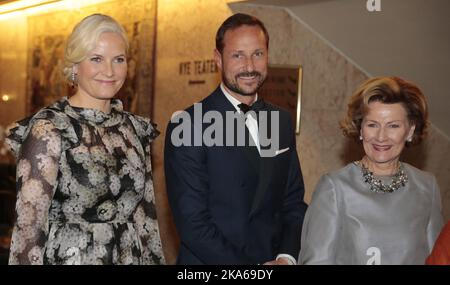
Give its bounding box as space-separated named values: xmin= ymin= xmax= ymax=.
xmin=128 ymin=115 xmax=164 ymax=264
xmin=133 ymin=142 xmax=165 ymax=264
xmin=8 ymin=119 xmax=61 ymax=264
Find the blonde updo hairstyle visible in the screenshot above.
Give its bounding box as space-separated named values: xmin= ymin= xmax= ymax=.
xmin=340 ymin=76 xmax=428 ymax=146
xmin=62 ymin=13 xmax=129 ymax=83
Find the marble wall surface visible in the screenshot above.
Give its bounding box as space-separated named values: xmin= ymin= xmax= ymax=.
xmin=0 ymin=16 xmax=27 ymax=128
xmin=0 ymin=16 xmax=27 ymax=166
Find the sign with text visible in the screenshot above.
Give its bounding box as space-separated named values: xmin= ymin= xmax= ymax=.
xmin=179 ymin=59 xmax=219 ymax=85
xmin=259 ymin=65 xmax=302 ymax=134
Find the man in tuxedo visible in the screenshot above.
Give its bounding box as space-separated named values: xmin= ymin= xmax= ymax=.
xmin=164 ymin=13 xmax=307 ymax=265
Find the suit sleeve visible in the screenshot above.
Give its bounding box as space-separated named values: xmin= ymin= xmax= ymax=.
xmin=278 ymin=138 xmax=308 ymax=259
xmin=164 ymin=120 xmax=253 ymax=264
xmin=298 ymin=174 xmax=339 ymax=264
xmin=277 ymin=115 xmax=308 ymax=259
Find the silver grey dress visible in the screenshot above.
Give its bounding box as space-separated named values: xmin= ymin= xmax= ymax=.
xmin=6 ymin=97 xmax=165 ymax=265
xmin=299 ymin=162 xmax=443 ymax=265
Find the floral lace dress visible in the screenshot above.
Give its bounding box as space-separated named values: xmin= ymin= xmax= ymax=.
xmin=6 ymin=97 xmax=165 ymax=265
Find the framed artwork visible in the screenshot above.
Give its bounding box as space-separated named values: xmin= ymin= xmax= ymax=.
xmin=25 ymin=0 xmax=156 ymax=118
xmin=259 ymin=64 xmax=303 ymax=134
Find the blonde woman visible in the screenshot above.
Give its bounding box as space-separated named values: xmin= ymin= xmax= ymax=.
xmin=7 ymin=14 xmax=164 ymax=265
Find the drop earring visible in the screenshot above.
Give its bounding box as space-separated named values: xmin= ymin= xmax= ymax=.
xmin=71 ymin=71 xmax=77 ymax=88
xmin=359 ymin=135 xmax=363 ymax=141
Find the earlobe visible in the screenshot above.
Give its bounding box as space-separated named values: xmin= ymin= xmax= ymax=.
xmin=407 ymin=125 xmax=416 ymax=142
xmin=214 ymin=49 xmax=222 ymax=70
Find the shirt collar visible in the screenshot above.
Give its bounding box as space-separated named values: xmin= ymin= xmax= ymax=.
xmin=220 ymin=83 xmax=258 ymax=113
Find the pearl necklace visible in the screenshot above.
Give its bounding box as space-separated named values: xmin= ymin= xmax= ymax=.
xmin=359 ymin=162 xmax=408 ymax=194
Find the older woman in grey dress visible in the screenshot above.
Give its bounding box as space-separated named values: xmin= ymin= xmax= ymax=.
xmin=299 ymin=76 xmax=443 ymax=265
xmin=6 ymin=14 xmax=164 ymax=265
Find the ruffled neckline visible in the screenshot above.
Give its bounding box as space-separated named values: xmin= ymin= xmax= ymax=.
xmin=57 ymin=97 xmax=125 ymax=128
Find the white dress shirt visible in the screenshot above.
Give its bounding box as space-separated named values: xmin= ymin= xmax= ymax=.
xmin=220 ymin=84 xmax=260 ymax=154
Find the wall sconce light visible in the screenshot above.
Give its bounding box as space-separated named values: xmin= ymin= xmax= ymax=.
xmin=0 ymin=0 xmax=62 ymax=15
xmin=1 ymin=94 xmax=14 ymax=102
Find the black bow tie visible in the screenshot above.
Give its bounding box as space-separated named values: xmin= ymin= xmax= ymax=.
xmin=238 ymin=98 xmax=265 ymax=114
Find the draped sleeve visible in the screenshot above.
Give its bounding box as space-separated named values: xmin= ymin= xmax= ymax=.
xmin=7 ymin=119 xmax=61 ymax=264
xmin=6 ymin=107 xmax=79 ymax=264
xmin=7 ymin=108 xmax=79 ymax=158
xmin=127 ymin=114 xmax=165 ymax=264
xmin=426 ymin=176 xmax=443 ymax=251
xmin=299 ymin=174 xmax=340 ymax=265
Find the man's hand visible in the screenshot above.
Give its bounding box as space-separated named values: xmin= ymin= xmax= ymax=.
xmin=263 ymin=257 xmax=291 ymax=265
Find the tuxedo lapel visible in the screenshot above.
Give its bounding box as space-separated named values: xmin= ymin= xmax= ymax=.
xmin=210 ymin=88 xmax=261 ymax=173
xmin=249 ymin=107 xmax=277 ymax=217
xmin=211 ymin=87 xmax=276 ymax=217
xmin=240 ymin=128 xmax=260 ymax=173
xmin=249 ymin=156 xmax=275 ymax=217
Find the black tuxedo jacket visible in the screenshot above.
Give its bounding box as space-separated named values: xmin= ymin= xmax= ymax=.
xmin=164 ymin=86 xmax=307 ymax=264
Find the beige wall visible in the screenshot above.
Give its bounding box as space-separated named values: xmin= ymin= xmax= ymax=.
xmin=0 ymin=16 xmax=27 ymax=128
xmin=412 ymin=129 xmax=450 ymax=220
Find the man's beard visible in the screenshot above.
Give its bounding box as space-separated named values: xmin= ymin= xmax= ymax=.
xmin=222 ymin=71 xmax=266 ymax=96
